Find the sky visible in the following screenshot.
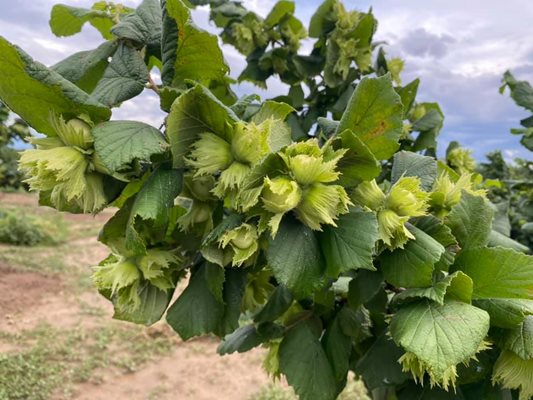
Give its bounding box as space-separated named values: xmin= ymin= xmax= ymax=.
xmin=1 ymin=0 xmax=533 ymax=161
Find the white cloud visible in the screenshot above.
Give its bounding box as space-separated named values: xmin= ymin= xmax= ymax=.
xmin=1 ymin=0 xmax=532 ymax=159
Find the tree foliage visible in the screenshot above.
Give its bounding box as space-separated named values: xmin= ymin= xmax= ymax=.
xmin=1 ymin=1 xmax=532 ymax=399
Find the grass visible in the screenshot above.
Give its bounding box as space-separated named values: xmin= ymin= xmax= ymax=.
xmin=0 ymin=322 xmax=179 ymax=400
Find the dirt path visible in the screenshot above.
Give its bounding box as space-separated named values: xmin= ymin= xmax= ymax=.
xmin=1 ymin=193 xmax=274 ymax=400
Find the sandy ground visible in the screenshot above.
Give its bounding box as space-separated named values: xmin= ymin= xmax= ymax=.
xmin=0 ymin=193 xmax=274 ymax=400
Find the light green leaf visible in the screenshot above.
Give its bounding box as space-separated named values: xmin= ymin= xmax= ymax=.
xmin=110 ymin=0 xmax=162 ymax=48
xmin=166 ymin=263 xmax=225 ymax=340
xmin=90 ymin=43 xmax=149 ymax=107
xmin=162 ymin=0 xmax=228 ymax=87
xmin=334 ymin=129 xmax=381 ymax=185
xmin=390 ymin=300 xmax=490 ymax=383
xmin=113 ymin=281 xmax=173 ymax=326
xmin=500 ymin=315 xmax=533 ymax=360
xmin=411 ymin=103 xmax=444 ymax=151
xmin=265 ymin=1 xmax=295 ymax=27
xmin=488 ymin=230 xmax=530 ymax=254
xmin=472 ymin=299 xmax=533 ymax=329
xmin=445 ymin=192 xmax=494 ymax=250
xmin=337 ymin=75 xmax=403 ymax=160
xmin=49 ymin=4 xmax=112 ymax=39
xmin=320 ymin=208 xmax=378 ymax=276
xmin=392 ymin=151 xmax=437 ymax=191
xmin=51 ymin=41 xmax=118 ymax=93
xmin=396 ymin=78 xmax=419 ymax=118
xmin=454 ymin=247 xmax=533 ymax=328
xmin=380 ymin=224 xmax=445 ymax=288
xmin=266 ymin=216 xmax=325 ymax=298
xmin=279 ymin=322 xmax=337 ymax=400
xmin=0 ymin=37 xmax=110 ymax=136
xmin=167 ymin=84 xmax=239 ymax=168
xmin=92 ymin=121 xmax=169 ymax=173
xmin=393 ymin=271 xmax=473 ymax=306
xmin=308 ymin=0 xmax=335 ymax=38
xmin=251 ymin=100 xmax=295 ymax=124
xmin=454 ymin=247 xmax=533 ymax=300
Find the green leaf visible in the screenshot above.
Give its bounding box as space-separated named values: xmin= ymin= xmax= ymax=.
xmin=336 ymin=75 xmax=403 ymax=160
xmin=396 ymin=78 xmax=420 ymax=118
xmin=166 ymin=263 xmax=224 ymax=340
xmin=322 ymin=312 xmax=351 ymax=384
xmin=355 ymin=332 xmax=410 ymax=390
xmin=393 ymin=271 xmax=473 ymax=306
xmin=471 ymin=299 xmax=533 ymax=329
xmin=251 ymin=100 xmax=295 ymax=124
xmin=217 ymin=325 xmax=263 ymax=355
xmin=113 ymin=281 xmax=173 ymax=326
xmin=265 ymin=1 xmax=295 ymax=27
xmin=0 ymin=37 xmax=110 ymax=136
xmin=347 ymin=269 xmax=383 ymax=309
xmin=309 ymin=0 xmax=336 ymax=38
xmin=411 ymin=103 xmax=444 ymax=151
xmin=488 ymin=230 xmax=530 ymax=253
xmin=501 ymin=70 xmax=533 ymax=112
xmin=125 ymin=168 xmax=183 ymax=254
xmin=390 ymin=300 xmax=490 ymax=383
xmin=51 ymin=41 xmax=118 ymax=93
xmin=90 ymin=43 xmax=149 ymax=107
xmin=500 ymin=315 xmax=533 ymax=360
xmin=166 ymin=84 xmax=239 ymax=168
xmin=110 ymin=0 xmax=162 ymax=48
xmin=215 ymin=268 xmax=246 ymax=336
xmin=334 ymin=129 xmax=381 ymax=185
xmin=254 ymin=285 xmax=293 ymax=324
xmin=445 ymin=192 xmax=494 ymax=250
xmin=320 ymin=208 xmax=378 ymax=276
xmin=92 ymin=121 xmax=169 ymax=173
xmin=162 ymin=0 xmax=228 ymax=87
xmin=279 ymin=322 xmax=337 ymax=400
xmin=380 ymin=224 xmax=445 ymax=288
xmin=49 ymin=4 xmax=112 ymax=39
xmin=391 ymin=151 xmax=437 ymax=191
xmin=454 ymin=247 xmax=533 ymax=317
xmin=266 ymin=216 xmax=325 ymax=299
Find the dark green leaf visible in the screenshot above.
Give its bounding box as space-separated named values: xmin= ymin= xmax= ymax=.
xmin=320 ymin=208 xmax=378 ymax=276
xmin=166 ymin=263 xmax=225 ymax=340
xmin=113 ymin=281 xmax=173 ymax=326
xmin=0 ymin=37 xmax=110 ymax=136
xmin=254 ymin=285 xmax=293 ymax=324
xmin=380 ymin=224 xmax=445 ymax=288
xmin=279 ymin=322 xmax=337 ymax=400
xmin=93 ymin=121 xmax=168 ymax=173
xmin=51 ymin=41 xmax=118 ymax=93
xmin=445 ymin=192 xmax=494 ymax=250
xmin=90 ymin=43 xmax=149 ymax=107
xmin=266 ymin=216 xmax=325 ymax=298
xmin=355 ymin=332 xmax=410 ymax=390
xmin=391 ymin=151 xmax=437 ymax=191
xmin=110 ymin=0 xmax=162 ymax=48
xmin=161 ymin=0 xmax=228 ymax=87
xmin=125 ymin=168 xmax=183 ymax=254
